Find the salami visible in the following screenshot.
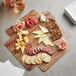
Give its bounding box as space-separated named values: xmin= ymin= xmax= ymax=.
xmin=25 ymin=43 xmax=54 ymax=55
xmin=25 ymin=17 xmax=38 ymax=28
xmin=13 ymin=20 xmax=25 ymax=32
xmin=54 ymin=38 xmax=67 ymax=50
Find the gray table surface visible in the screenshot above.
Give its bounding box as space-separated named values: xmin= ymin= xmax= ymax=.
xmin=0 ymin=0 xmax=76 ymax=76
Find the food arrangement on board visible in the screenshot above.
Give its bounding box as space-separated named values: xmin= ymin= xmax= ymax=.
xmin=5 ymin=10 xmax=69 ymax=71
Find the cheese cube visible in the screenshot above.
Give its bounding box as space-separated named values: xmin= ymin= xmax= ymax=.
xmin=40 ymin=14 xmax=46 ymax=22
xmin=24 ymin=36 xmax=29 ymax=43
xmin=21 ymin=31 xmax=28 ymax=35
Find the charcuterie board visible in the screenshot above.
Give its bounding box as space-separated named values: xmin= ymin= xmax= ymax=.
xmin=5 ymin=10 xmax=70 ymax=71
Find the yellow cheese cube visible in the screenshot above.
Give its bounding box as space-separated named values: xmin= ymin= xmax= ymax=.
xmin=21 ymin=41 xmax=26 ymax=46
xmin=21 ymin=31 xmax=28 ymax=35
xmin=15 ymin=43 xmax=20 ymax=46
xmin=24 ymin=36 xmax=29 ymax=43
xmin=21 ymin=46 xmax=25 ymax=53
xmin=16 ymin=45 xmax=21 ymax=50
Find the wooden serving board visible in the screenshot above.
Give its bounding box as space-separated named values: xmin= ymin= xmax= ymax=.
xmin=5 ymin=10 xmax=70 ymax=71
xmin=5 ymin=10 xmax=40 ymax=71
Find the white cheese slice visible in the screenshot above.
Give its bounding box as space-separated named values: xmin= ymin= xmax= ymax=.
xmin=39 ymin=25 xmax=49 ymax=33
xmin=40 ymin=14 xmax=46 ymax=22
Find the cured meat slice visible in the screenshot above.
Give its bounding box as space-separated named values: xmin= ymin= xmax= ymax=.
xmin=28 ymin=49 xmax=33 ymax=55
xmin=25 ymin=45 xmax=54 ymax=56
xmin=54 ymin=38 xmax=67 ymax=50
xmin=25 ymin=17 xmax=38 ymax=28
xmin=13 ymin=20 xmax=25 ymax=32
xmin=32 ymin=49 xmax=36 ymax=55
xmin=25 ymin=42 xmax=32 ymax=53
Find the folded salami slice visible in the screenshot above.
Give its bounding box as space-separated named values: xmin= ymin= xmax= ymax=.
xmin=13 ymin=20 xmax=25 ymax=32
xmin=25 ymin=17 xmax=38 ymax=28
xmin=54 ymin=38 xmax=67 ymax=50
